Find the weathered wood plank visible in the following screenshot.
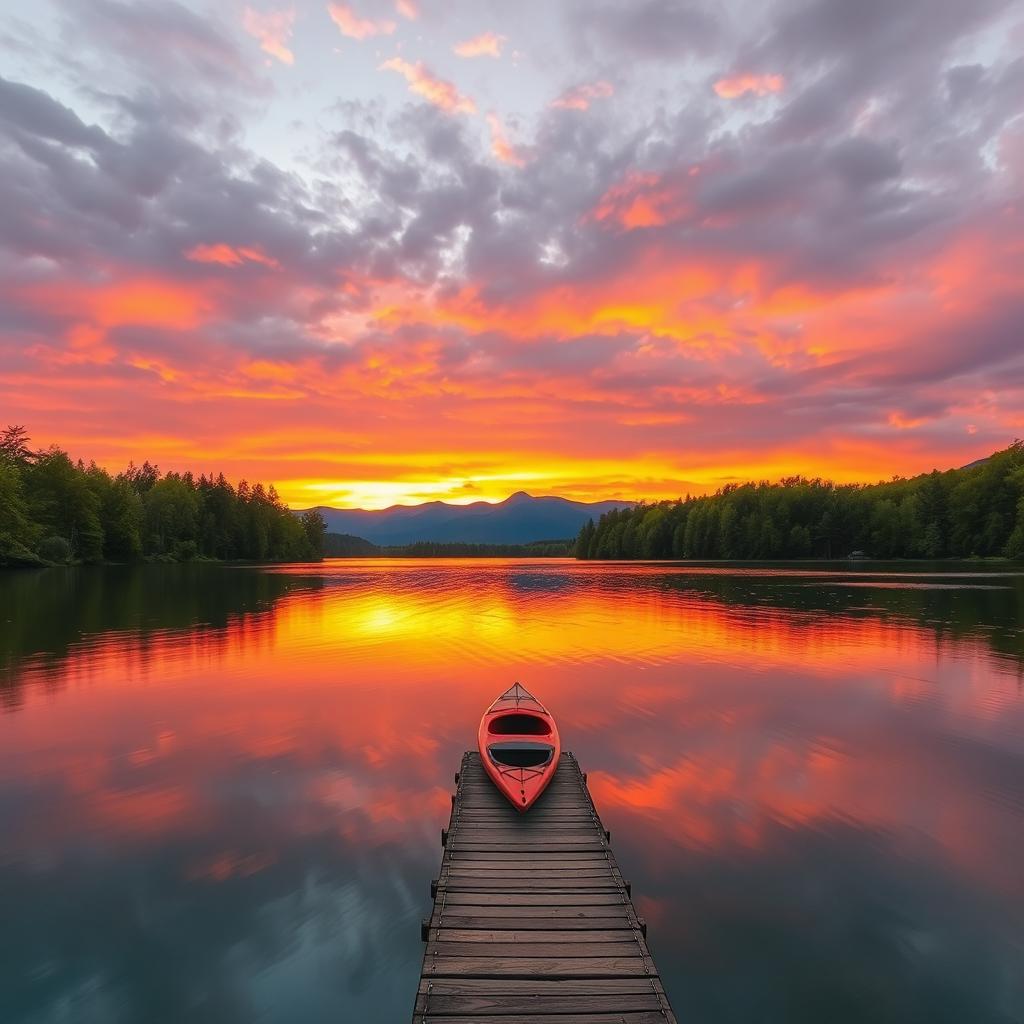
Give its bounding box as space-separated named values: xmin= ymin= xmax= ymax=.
xmin=435 ymin=914 xmax=636 ymax=931
xmin=417 ymin=978 xmax=669 ymax=995
xmin=431 ymin=929 xmax=644 ymax=944
xmin=440 ymin=877 xmax=623 ymax=887
xmin=442 ymin=892 xmax=626 ymax=906
xmin=448 ymin=841 xmax=608 ymax=851
xmin=416 ymin=1014 xmax=669 ymax=1024
xmin=435 ymin=904 xmax=631 ymax=919
xmin=444 ymin=867 xmax=615 ymax=876
xmin=422 ymin=955 xmax=652 ymax=977
xmin=452 ymin=828 xmax=600 ymax=837
xmin=428 ymin=940 xmax=642 ymax=957
xmin=420 ymin=993 xmax=665 ymax=1014
xmin=446 ymin=851 xmax=609 ymax=862
xmin=438 ymin=881 xmax=624 ymax=892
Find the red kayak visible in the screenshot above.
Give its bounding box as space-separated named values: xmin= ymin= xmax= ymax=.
xmin=478 ymin=683 xmax=561 ymax=812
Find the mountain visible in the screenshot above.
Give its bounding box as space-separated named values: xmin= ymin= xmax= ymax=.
xmin=298 ymin=491 xmax=634 ymax=545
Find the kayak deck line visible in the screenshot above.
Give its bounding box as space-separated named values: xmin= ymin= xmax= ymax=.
xmin=413 ymin=750 xmax=678 ymax=1023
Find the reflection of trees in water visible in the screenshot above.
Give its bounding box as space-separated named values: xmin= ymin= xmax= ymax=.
xmin=3 ymin=564 xmax=1020 ymax=710
xmin=656 ymin=569 xmax=1024 ymax=672
xmin=504 ymin=565 xmax=1024 ymax=672
xmin=0 ymin=566 xmax=324 ymax=709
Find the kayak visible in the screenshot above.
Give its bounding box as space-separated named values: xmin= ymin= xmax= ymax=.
xmin=477 ymin=682 xmax=561 ymax=812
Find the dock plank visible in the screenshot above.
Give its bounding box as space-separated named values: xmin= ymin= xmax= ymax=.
xmin=412 ymin=751 xmax=676 ymax=1023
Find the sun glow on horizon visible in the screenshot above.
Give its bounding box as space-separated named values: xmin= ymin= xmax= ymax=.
xmin=17 ymin=425 xmax=989 ymax=511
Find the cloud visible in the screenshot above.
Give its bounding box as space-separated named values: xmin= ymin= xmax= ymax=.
xmin=588 ymin=170 xmax=694 ymax=228
xmin=4 ymin=0 xmax=1024 ymax=505
xmin=714 ymin=73 xmax=784 ymax=99
xmin=453 ymin=32 xmax=505 ymax=58
xmin=551 ymin=80 xmax=614 ymax=111
xmin=185 ymin=243 xmax=281 ymax=269
xmin=0 ymin=75 xmax=108 ymax=150
xmin=326 ymin=2 xmax=395 ymax=40
xmin=571 ymin=0 xmax=720 ymax=59
xmin=486 ymin=114 xmax=525 ymax=167
xmin=379 ymin=58 xmax=476 ymax=114
xmin=242 ymin=7 xmax=296 ymax=65
xmin=54 ymin=0 xmax=261 ymax=94
xmin=395 ymin=0 xmax=417 ymax=18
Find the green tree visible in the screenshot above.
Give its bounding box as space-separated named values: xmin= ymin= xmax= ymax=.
xmin=576 ymin=519 xmax=595 ymax=558
xmin=300 ymin=509 xmax=327 ymax=558
xmin=0 ymin=425 xmax=36 ymax=464
xmin=25 ymin=450 xmax=104 ymax=561
xmin=99 ymin=476 xmax=144 ymax=561
xmin=144 ymin=476 xmax=199 ymax=555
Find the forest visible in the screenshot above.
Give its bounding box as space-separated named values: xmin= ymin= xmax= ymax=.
xmin=323 ymin=534 xmax=572 ymax=557
xmin=0 ymin=427 xmax=326 ymax=566
xmin=576 ymin=442 xmax=1024 ymax=561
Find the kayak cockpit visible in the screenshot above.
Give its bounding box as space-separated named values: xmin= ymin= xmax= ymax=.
xmin=487 ymin=713 xmax=552 ymax=736
xmin=487 ymin=740 xmax=555 ymax=768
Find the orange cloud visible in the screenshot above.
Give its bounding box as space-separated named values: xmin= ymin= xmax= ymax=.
xmin=5 ymin=184 xmax=1021 ymax=509
xmin=888 ymin=411 xmax=930 ymax=430
xmin=89 ymin=280 xmax=211 ymax=330
xmin=399 ymin=245 xmax=737 ymax=346
xmin=185 ymin=243 xmax=280 ymax=269
xmin=589 ymin=170 xmax=693 ymax=229
xmin=327 ymin=2 xmax=395 ymax=39
xmin=551 ymin=80 xmax=613 ymax=111
xmin=714 ymin=73 xmax=784 ymax=99
xmin=486 ymin=114 xmax=525 ymax=167
xmin=242 ymin=7 xmax=296 ymax=65
xmin=379 ymin=58 xmax=476 ymax=114
xmin=454 ymin=32 xmax=504 ymax=58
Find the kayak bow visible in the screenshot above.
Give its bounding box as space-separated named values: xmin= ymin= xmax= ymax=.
xmin=477 ymin=683 xmax=560 ymax=812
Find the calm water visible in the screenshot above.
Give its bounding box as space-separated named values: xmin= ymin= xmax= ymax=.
xmin=2 ymin=560 xmax=1023 ymax=1023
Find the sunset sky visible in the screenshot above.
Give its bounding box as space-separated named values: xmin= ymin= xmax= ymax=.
xmin=1 ymin=0 xmax=1022 ymax=509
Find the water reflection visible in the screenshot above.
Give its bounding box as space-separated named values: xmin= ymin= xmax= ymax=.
xmin=1 ymin=560 xmax=1022 ymax=1023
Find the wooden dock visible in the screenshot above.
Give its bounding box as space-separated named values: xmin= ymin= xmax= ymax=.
xmin=413 ymin=751 xmax=678 ymax=1023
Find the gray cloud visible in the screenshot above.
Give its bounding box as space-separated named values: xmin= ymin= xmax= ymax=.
xmin=570 ymin=0 xmax=721 ymax=60
xmin=54 ymin=0 xmax=264 ymax=95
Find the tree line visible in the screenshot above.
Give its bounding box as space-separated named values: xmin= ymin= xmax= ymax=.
xmin=323 ymin=534 xmax=572 ymax=557
xmin=576 ymin=442 xmax=1024 ymax=561
xmin=0 ymin=427 xmax=326 ymax=566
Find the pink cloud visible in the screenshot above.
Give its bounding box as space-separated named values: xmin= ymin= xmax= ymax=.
xmin=588 ymin=170 xmax=693 ymax=229
xmin=242 ymin=7 xmax=296 ymax=65
xmin=714 ymin=73 xmax=785 ymax=99
xmin=486 ymin=114 xmax=525 ymax=168
xmin=453 ymin=32 xmax=504 ymax=58
xmin=551 ymin=80 xmax=614 ymax=111
xmin=185 ymin=244 xmax=280 ymax=269
xmin=395 ymin=0 xmax=418 ymax=18
xmin=379 ymin=58 xmax=476 ymax=114
xmin=327 ymin=2 xmax=395 ymax=40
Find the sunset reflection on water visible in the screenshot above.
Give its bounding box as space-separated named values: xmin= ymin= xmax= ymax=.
xmin=1 ymin=560 xmax=1022 ymax=1023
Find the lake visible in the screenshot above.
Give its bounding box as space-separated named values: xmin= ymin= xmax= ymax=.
xmin=1 ymin=560 xmax=1023 ymax=1023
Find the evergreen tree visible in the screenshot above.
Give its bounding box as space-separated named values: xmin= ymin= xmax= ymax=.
xmin=0 ymin=426 xmax=326 ymax=566
xmin=300 ymin=509 xmax=327 ymax=558
xmin=576 ymin=441 xmax=1024 ymax=562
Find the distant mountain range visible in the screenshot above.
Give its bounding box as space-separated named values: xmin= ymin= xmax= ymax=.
xmin=298 ymin=491 xmax=634 ymax=545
